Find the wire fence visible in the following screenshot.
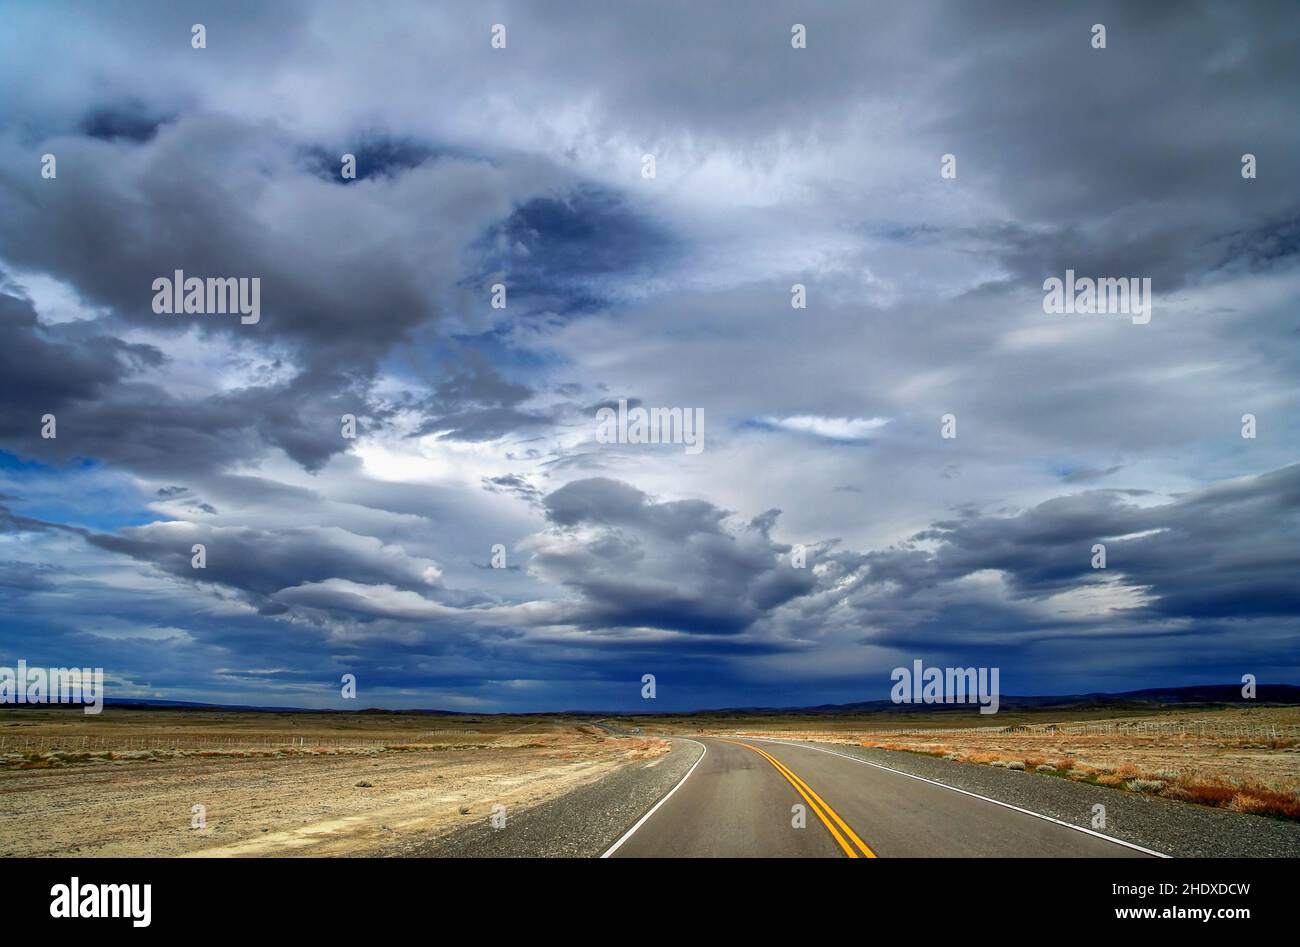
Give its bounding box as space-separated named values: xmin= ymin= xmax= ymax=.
xmin=0 ymin=731 xmax=494 ymax=753
xmin=852 ymin=721 xmax=1300 ymax=740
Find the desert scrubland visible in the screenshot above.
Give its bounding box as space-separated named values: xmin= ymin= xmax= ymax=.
xmin=0 ymin=708 xmax=667 ymax=857
xmin=4 ymin=703 xmax=1297 ymax=860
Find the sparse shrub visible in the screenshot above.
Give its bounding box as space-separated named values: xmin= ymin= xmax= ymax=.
xmin=1227 ymin=788 xmax=1300 ymax=820
xmin=1264 ymin=738 xmax=1300 ymax=750
xmin=1126 ymin=778 xmax=1165 ymax=793
xmin=1164 ymin=779 xmax=1241 ymax=808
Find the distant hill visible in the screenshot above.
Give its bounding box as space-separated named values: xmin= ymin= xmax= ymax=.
xmin=689 ymin=683 xmax=1300 ymax=717
xmin=93 ymin=698 xmax=468 ymax=715
xmin=57 ymin=682 xmax=1299 ymax=717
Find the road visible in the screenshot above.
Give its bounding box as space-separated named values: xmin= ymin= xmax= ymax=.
xmin=605 ymin=737 xmax=1162 ymax=858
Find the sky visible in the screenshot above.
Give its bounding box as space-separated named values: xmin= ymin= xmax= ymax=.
xmin=0 ymin=0 xmax=1297 ymax=712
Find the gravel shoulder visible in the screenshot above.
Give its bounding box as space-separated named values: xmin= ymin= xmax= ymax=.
xmin=760 ymin=738 xmax=1300 ymax=857
xmin=401 ymin=737 xmax=704 ymax=857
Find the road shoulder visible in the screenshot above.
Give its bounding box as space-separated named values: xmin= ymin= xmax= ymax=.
xmin=398 ymin=737 xmax=705 ymax=857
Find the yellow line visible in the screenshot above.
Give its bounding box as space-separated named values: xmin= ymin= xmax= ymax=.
xmin=722 ymin=740 xmax=855 ymax=857
xmin=749 ymin=743 xmax=877 ymax=858
xmin=722 ymin=739 xmax=877 ymax=858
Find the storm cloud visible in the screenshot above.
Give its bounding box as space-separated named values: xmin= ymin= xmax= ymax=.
xmin=0 ymin=1 xmax=1296 ymax=710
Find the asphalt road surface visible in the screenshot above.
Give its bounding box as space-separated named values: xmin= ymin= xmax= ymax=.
xmin=606 ymin=737 xmax=1162 ymax=858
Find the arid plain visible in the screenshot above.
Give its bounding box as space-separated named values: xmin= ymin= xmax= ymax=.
xmin=3 ymin=702 xmax=1297 ymax=857
xmin=0 ymin=708 xmax=668 ymax=857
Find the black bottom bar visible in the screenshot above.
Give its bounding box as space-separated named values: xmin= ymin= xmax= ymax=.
xmin=2 ymin=856 xmax=1277 ymax=932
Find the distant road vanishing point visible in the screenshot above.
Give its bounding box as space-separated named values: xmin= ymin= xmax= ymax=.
xmin=604 ymin=738 xmax=1164 ymax=858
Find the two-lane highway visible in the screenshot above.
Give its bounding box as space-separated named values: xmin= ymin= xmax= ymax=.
xmin=605 ymin=737 xmax=1161 ymax=858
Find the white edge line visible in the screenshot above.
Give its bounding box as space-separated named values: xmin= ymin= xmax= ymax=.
xmin=747 ymin=737 xmax=1170 ymax=859
xmin=600 ymin=738 xmax=708 ymax=858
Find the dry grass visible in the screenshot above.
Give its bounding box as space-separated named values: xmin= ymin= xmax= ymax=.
xmin=844 ymin=737 xmax=1300 ymax=820
xmin=852 ymin=733 xmax=1300 ymax=820
xmin=1164 ymin=780 xmax=1300 ymax=819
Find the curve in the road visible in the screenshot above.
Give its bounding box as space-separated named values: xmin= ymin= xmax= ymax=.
xmin=606 ymin=736 xmax=1167 ymax=858
xmin=722 ymin=740 xmax=876 ymax=857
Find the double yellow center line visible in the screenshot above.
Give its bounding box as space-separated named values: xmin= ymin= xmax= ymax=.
xmin=723 ymin=740 xmax=877 ymax=858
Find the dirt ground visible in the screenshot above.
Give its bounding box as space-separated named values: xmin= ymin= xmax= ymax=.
xmin=0 ymin=709 xmax=668 ymax=857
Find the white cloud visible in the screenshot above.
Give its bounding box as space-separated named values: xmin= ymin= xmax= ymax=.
xmin=758 ymin=415 xmax=892 ymax=441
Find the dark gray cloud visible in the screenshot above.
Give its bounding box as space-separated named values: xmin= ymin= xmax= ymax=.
xmin=0 ymin=286 xmax=367 ymax=473
xmin=529 ymin=478 xmax=840 ymax=634
xmin=857 ymin=465 xmax=1300 ymax=640
xmin=86 ymin=522 xmax=444 ymax=606
xmin=0 ymin=110 xmax=571 ymax=472
xmin=0 ymin=288 xmax=159 ymax=430
xmin=411 ymin=355 xmax=557 ymax=442
xmin=481 ymin=472 xmax=544 ymax=507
